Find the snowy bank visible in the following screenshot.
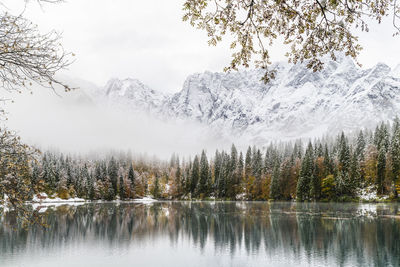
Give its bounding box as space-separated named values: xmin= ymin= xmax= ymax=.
xmin=132 ymin=196 xmax=157 ymax=203
xmin=31 ymin=202 xmax=86 ymax=213
xmin=357 ymin=186 xmax=389 ymax=202
xmin=31 ymin=192 xmax=85 ymax=204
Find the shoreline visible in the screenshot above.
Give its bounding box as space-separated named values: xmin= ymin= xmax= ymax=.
xmin=26 ymin=198 xmax=400 ymax=205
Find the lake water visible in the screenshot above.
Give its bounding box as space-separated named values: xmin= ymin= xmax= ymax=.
xmin=1 ymin=201 xmax=400 ymax=267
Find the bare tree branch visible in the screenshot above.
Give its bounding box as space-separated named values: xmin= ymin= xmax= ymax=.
xmin=0 ymin=0 xmax=74 ymax=94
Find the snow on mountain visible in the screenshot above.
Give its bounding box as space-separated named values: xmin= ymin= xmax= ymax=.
xmin=91 ymin=55 xmax=400 ymax=144
xmin=93 ymin=78 xmax=167 ymax=114
xmin=391 ymin=64 xmax=400 ymax=78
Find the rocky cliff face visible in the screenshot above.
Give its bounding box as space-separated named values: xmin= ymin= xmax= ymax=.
xmin=94 ymin=55 xmax=400 ymax=143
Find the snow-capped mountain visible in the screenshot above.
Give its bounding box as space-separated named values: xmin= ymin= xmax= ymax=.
xmin=92 ymin=54 xmax=400 ymax=143
xmin=95 ymin=78 xmax=167 ymax=114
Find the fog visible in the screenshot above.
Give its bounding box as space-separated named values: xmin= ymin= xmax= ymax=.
xmin=0 ymin=0 xmax=397 ymax=158
xmin=2 ymin=83 xmax=233 ymax=159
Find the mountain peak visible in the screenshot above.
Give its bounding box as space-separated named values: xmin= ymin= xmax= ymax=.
xmin=92 ymin=56 xmax=400 ymax=144
xmin=104 ymin=77 xmax=159 ymax=97
xmin=98 ymin=77 xmax=167 ymax=113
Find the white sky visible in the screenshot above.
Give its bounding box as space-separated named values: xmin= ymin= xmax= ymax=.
xmin=1 ymin=0 xmax=400 ymax=156
xmin=3 ymin=0 xmax=400 ymax=93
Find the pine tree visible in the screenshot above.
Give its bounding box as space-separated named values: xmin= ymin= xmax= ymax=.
xmin=237 ymin=152 xmax=244 ymax=196
xmin=356 ymin=130 xmax=366 ymax=161
xmin=252 ymin=149 xmax=263 ymax=199
xmin=87 ymin=172 xmax=95 ymax=200
xmin=76 ymin=164 xmax=89 ymax=198
xmin=310 ymin=158 xmax=321 ymax=200
xmin=375 ymin=123 xmax=390 ymax=152
xmin=295 ymin=140 xmax=303 ymax=159
xmin=245 ymin=146 xmax=252 ymax=178
xmin=391 ymin=121 xmax=400 ymax=187
xmin=207 ymin=167 xmax=212 ymax=197
xmin=270 ymin=163 xmax=281 ymax=200
xmin=377 ymin=147 xmax=386 ymax=195
xmin=65 ymin=157 xmax=73 ymax=186
xmin=175 ymin=158 xmax=182 ymax=197
xmin=230 ymin=144 xmax=238 ymax=171
xmin=280 ymin=158 xmax=294 ymax=200
xmin=119 ymin=174 xmax=126 ymax=199
xmin=31 ymin=164 xmax=40 ymax=185
xmin=128 ymin=164 xmax=135 ymax=196
xmin=335 ymin=171 xmax=348 ymax=197
xmin=338 ymin=132 xmax=351 ymax=173
xmin=94 ymin=163 xmax=101 ymax=182
xmin=253 ymin=149 xmax=263 ymax=180
xmin=238 ymin=152 xmax=244 ymax=177
xmin=185 ymin=160 xmax=192 ymax=195
xmin=191 ymin=155 xmax=200 ymax=197
xmin=224 ymin=145 xmax=238 ymax=198
xmin=101 ymin=162 xmax=107 ymax=182
xmin=381 ymin=123 xmax=390 ymax=152
xmin=42 ymin=153 xmax=57 ymax=190
xmin=213 ymin=150 xmax=222 ymax=196
xmin=374 ymin=125 xmax=381 ymax=149
xmin=316 ymin=143 xmax=323 ymax=157
xmin=264 ymin=145 xmax=274 ymax=173
xmin=56 ymin=169 xmax=69 ymax=199
xmin=198 ymin=150 xmax=209 ymax=197
xmin=293 ymin=143 xmax=300 ymax=160
xmin=349 ymin=152 xmax=360 ymax=192
xmin=108 ymin=157 xmax=118 ymax=198
xmin=151 ymin=175 xmax=161 ymax=199
xmin=335 ymin=133 xmax=354 ymax=197
xmin=296 ymin=142 xmax=314 ymax=201
xmin=218 ymin=152 xmax=230 ymax=198
xmin=105 ymin=177 xmax=115 ymax=201
xmin=323 ymin=144 xmax=333 ymax=176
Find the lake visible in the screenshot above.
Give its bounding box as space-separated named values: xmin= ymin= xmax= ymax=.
xmin=1 ymin=201 xmax=400 ymax=267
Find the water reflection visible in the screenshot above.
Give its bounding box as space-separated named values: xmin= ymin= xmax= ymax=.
xmin=1 ymin=202 xmax=400 ymax=267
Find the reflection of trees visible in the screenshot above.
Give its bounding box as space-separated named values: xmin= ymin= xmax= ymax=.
xmin=0 ymin=202 xmax=400 ymax=266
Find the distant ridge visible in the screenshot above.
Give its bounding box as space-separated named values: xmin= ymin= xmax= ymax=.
xmin=90 ymin=54 xmax=400 ymax=143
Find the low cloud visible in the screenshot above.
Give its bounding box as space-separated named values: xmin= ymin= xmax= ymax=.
xmin=2 ymin=82 xmax=231 ymax=159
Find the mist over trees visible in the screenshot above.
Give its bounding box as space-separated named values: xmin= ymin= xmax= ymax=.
xmin=20 ymin=120 xmax=400 ymax=202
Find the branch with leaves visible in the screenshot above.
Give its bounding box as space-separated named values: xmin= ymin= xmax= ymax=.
xmin=0 ymin=128 xmax=44 ymax=227
xmin=183 ymin=0 xmax=400 ymax=83
xmin=0 ymin=0 xmax=71 ymax=227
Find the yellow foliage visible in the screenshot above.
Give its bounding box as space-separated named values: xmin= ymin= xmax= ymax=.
xmin=57 ymin=188 xmax=70 ymax=200
xmin=364 ymin=145 xmax=378 ymax=185
xmin=321 ymin=175 xmax=335 ymax=200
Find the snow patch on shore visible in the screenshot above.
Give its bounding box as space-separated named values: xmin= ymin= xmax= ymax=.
xmin=236 ymin=193 xmax=246 ymax=201
xmin=31 ymin=202 xmax=86 ymax=213
xmin=357 ymin=186 xmax=389 ymax=201
xmin=31 ymin=192 xmax=85 ymax=203
xmin=132 ymin=196 xmax=157 ymax=203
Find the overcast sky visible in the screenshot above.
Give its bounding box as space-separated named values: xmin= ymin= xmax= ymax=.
xmin=1 ymin=0 xmax=400 ymax=156
xmin=3 ymin=0 xmax=400 ymax=93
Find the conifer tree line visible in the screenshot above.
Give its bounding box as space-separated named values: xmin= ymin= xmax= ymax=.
xmin=23 ymin=119 xmax=400 ymax=201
